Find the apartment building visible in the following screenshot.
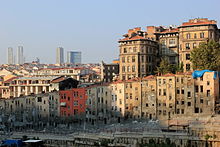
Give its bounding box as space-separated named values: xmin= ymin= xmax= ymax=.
xmin=119 ymin=27 xmax=158 ymax=80
xmin=86 ymin=84 xmax=112 ymax=124
xmin=0 ymin=92 xmax=60 ymax=128
xmin=100 ymin=61 xmax=119 ymax=82
xmin=175 ymin=72 xmax=194 ymax=117
xmin=141 ymin=75 xmax=157 ymax=119
xmin=156 ymin=71 xmax=219 ymax=122
xmin=0 ymin=76 xmax=78 ymax=98
xmin=110 ymin=81 xmax=126 ymax=123
xmin=156 ymin=74 xmax=176 ymax=121
xmin=124 ymin=78 xmax=142 ymax=119
xmin=155 ymin=27 xmax=179 ymax=64
xmin=193 ymin=71 xmax=219 ymax=115
xmin=32 ymin=67 xmax=93 ymax=81
xmin=178 ymin=18 xmax=220 ymax=72
xmin=59 ymin=87 xmax=87 ymax=121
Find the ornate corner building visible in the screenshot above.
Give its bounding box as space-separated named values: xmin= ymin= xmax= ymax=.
xmin=119 ymin=18 xmax=220 ymax=80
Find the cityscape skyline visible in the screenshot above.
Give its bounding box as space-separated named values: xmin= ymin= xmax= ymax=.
xmin=0 ymin=0 xmax=220 ymax=64
xmin=0 ymin=1 xmax=220 ymax=144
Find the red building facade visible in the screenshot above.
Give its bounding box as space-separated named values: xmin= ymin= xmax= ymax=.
xmin=59 ymin=87 xmax=87 ymax=117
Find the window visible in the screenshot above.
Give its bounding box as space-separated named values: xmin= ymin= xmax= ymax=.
xmin=186 ymin=33 xmax=191 ymax=39
xmin=194 ymin=33 xmax=197 ymax=39
xmin=200 ymin=32 xmax=204 ymax=38
xmin=127 ymin=56 xmax=130 ymax=63
xmin=186 ymin=54 xmax=190 ymax=60
xmin=163 ymin=89 xmax=166 ymax=96
xmin=187 ymin=92 xmax=191 ymax=97
xmin=158 ymin=79 xmax=161 ymax=85
xmin=159 ymin=89 xmax=161 ymax=96
xmin=200 ymin=99 xmax=204 ymax=104
xmin=177 ymin=109 xmax=180 ymax=114
xmin=122 ymin=66 xmax=125 ymax=72
xmin=195 ymin=86 xmax=199 ymax=93
xmin=200 ymin=77 xmax=203 ymax=81
xmin=132 ymin=65 xmax=135 ymax=72
xmin=207 ymin=90 xmax=210 ymax=97
xmin=148 ymin=65 xmax=152 ymax=72
xmin=74 ymin=101 xmax=78 ymax=106
xmin=207 ymin=81 xmax=210 ymax=86
xmin=127 ymin=66 xmax=130 ymax=72
xmin=148 ymin=56 xmax=152 ymax=62
xmin=200 ymin=85 xmax=203 ymax=92
xmin=133 ymin=47 xmax=136 ymax=52
xmin=169 ymin=39 xmax=176 ymax=45
xmin=169 ymin=96 xmax=172 ymax=100
xmin=163 ymin=79 xmax=166 ymax=84
xmin=132 ymin=56 xmax=135 ymax=62
xmin=158 ymin=110 xmax=162 ymax=115
xmin=122 ymin=75 xmax=125 ymax=80
xmin=181 ymin=89 xmax=184 ymax=94
xmin=141 ymin=56 xmax=144 ymax=62
xmin=161 ymin=40 xmax=166 ymax=46
xmin=181 ymin=101 xmax=184 ymax=105
xmin=122 ymin=57 xmax=125 ymax=63
xmin=188 ymin=102 xmax=191 ymax=106
xmin=130 ymin=93 xmax=132 ymax=99
xmin=146 ymin=103 xmax=148 ymax=107
xmin=125 ymin=93 xmax=128 ymax=99
xmin=177 ymin=88 xmax=180 ymax=94
xmin=185 ymin=43 xmax=190 ymax=50
xmin=181 ymin=109 xmax=184 ymax=114
xmin=124 ymin=48 xmax=127 ymax=53
xmin=163 ymin=110 xmax=166 ymax=115
xmin=186 ymin=64 xmax=190 ymax=71
xmin=141 ymin=65 xmax=145 ymax=72
xmin=193 ymin=43 xmax=197 ymax=48
xmin=37 ymin=97 xmax=42 ymax=102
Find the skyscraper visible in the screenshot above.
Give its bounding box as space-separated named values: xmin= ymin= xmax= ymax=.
xmin=17 ymin=46 xmax=24 ymax=64
xmin=56 ymin=47 xmax=64 ymax=64
xmin=66 ymin=51 xmax=81 ymax=64
xmin=7 ymin=47 xmax=13 ymax=64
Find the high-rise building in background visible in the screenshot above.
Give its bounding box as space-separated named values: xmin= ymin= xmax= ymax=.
xmin=56 ymin=47 xmax=64 ymax=64
xmin=7 ymin=47 xmax=13 ymax=64
xmin=66 ymin=51 xmax=81 ymax=64
xmin=17 ymin=46 xmax=24 ymax=64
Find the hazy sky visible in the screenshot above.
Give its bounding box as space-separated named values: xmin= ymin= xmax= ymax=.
xmin=0 ymin=0 xmax=219 ymax=64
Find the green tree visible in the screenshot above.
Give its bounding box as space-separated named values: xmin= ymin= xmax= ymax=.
xmin=176 ymin=62 xmax=184 ymax=73
xmin=156 ymin=57 xmax=172 ymax=75
xmin=190 ymin=40 xmax=220 ymax=71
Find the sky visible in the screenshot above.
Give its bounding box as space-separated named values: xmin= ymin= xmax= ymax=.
xmin=0 ymin=0 xmax=219 ymax=64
